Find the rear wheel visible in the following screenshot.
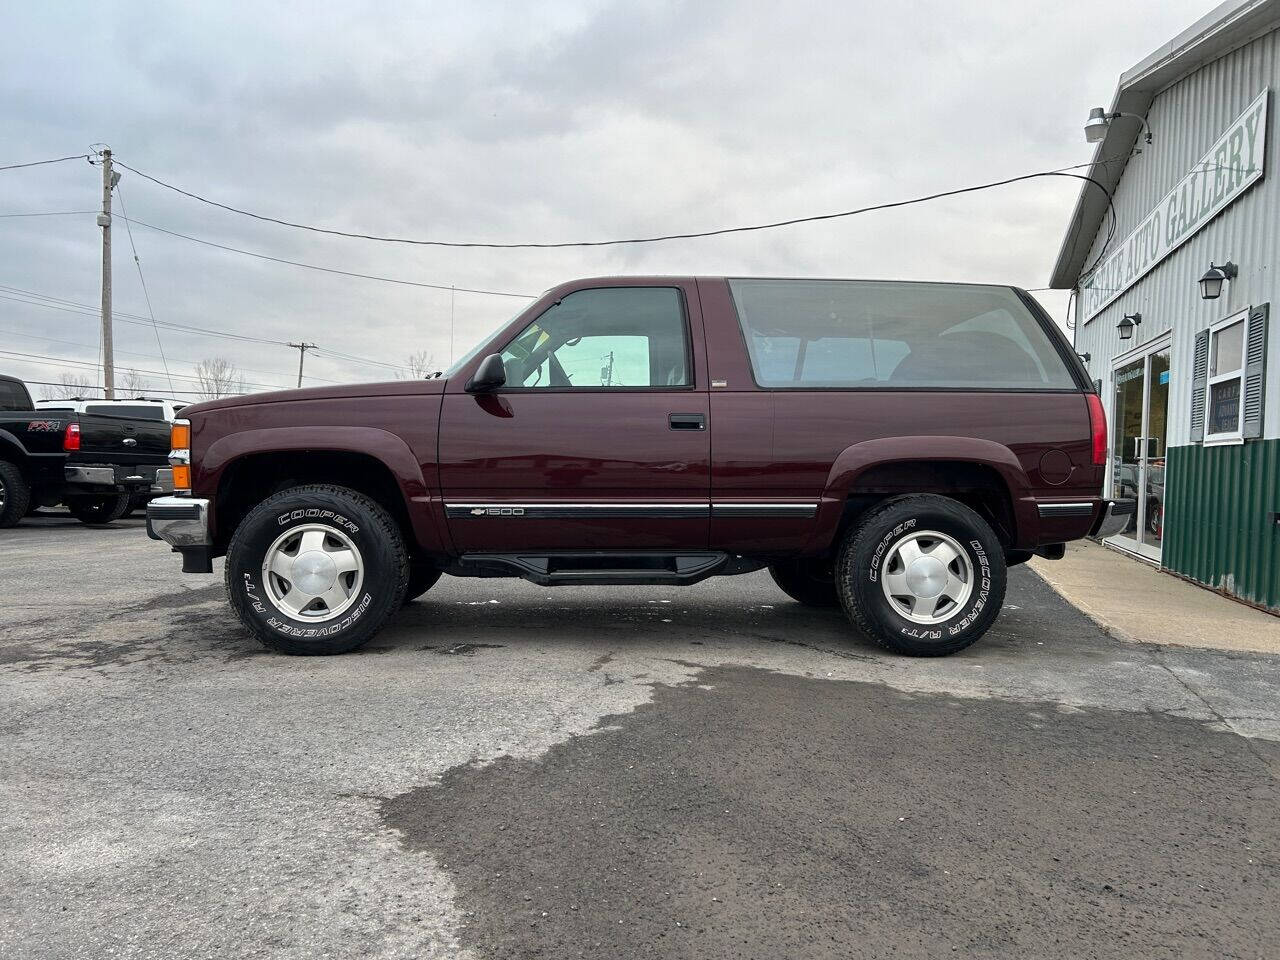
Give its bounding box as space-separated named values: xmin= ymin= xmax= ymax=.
xmin=768 ymin=558 xmax=839 ymax=607
xmin=225 ymin=484 xmax=408 ymax=655
xmin=0 ymin=460 xmax=31 ymax=528
xmin=68 ymin=492 xmax=131 ymax=525
xmin=836 ymin=495 xmax=1006 ymax=657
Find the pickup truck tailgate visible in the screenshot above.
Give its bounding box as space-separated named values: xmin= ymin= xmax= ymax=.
xmin=77 ymin=413 xmax=171 ymax=469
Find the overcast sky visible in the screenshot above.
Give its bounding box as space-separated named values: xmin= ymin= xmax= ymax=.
xmin=2 ymin=0 xmax=1212 ymax=397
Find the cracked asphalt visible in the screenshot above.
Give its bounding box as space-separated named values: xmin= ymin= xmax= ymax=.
xmin=3 ymin=511 xmax=1279 ymax=959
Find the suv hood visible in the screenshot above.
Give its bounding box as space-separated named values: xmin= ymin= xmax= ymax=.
xmin=180 ymin=378 xmax=448 ymax=418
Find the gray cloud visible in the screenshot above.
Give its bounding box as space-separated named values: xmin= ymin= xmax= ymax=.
xmin=2 ymin=0 xmax=1209 ymax=394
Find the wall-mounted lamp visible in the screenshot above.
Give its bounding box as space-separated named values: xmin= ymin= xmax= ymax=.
xmin=1198 ymin=261 xmax=1238 ymax=300
xmin=1077 ymin=352 xmax=1091 ymax=363
xmin=1117 ymin=313 xmax=1142 ymax=340
xmin=1084 ymin=107 xmax=1154 ymax=144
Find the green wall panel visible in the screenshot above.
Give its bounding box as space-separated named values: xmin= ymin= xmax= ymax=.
xmin=1163 ymin=440 xmax=1280 ymax=609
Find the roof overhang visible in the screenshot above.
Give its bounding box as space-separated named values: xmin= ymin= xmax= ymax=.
xmin=1049 ymin=0 xmax=1280 ymax=289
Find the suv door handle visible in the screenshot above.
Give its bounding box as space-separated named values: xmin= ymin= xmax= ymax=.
xmin=668 ymin=413 xmax=705 ymax=431
xmin=122 ymin=437 xmax=137 ymax=446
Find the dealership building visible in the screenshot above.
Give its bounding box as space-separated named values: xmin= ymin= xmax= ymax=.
xmin=1052 ymin=0 xmax=1280 ymax=610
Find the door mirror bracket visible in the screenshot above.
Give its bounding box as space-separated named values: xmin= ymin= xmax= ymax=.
xmin=465 ymin=354 xmax=507 ymax=393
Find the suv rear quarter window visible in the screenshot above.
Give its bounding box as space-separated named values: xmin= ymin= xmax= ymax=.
xmin=729 ymin=279 xmax=1076 ymax=390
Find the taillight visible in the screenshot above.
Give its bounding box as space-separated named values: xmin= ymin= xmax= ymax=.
xmin=63 ymin=421 xmax=81 ymax=451
xmin=1086 ymin=393 xmax=1107 ymax=466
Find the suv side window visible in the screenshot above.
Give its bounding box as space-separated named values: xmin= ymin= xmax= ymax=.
xmin=500 ymin=287 xmax=690 ymax=389
xmin=729 ymin=279 xmax=1076 ymax=390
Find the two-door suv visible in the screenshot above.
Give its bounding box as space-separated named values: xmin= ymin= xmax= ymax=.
xmin=147 ymin=276 xmax=1132 ymax=656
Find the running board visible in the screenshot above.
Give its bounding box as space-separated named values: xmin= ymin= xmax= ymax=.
xmin=451 ymin=551 xmax=733 ymax=586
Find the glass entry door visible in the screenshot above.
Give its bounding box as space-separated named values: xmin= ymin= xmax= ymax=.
xmin=1109 ymin=343 xmax=1170 ymax=561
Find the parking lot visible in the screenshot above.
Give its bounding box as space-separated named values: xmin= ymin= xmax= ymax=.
xmin=3 ymin=513 xmax=1279 ymax=959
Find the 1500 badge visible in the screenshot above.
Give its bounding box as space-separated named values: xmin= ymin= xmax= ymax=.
xmin=472 ymin=507 xmax=525 ymax=516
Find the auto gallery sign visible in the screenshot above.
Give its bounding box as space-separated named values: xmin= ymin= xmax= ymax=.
xmin=1082 ymin=88 xmax=1269 ymax=321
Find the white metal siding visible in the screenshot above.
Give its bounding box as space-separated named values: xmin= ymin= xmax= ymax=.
xmin=1074 ymin=26 xmax=1280 ymax=445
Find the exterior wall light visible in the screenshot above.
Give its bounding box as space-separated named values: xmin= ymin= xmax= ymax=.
xmin=1085 ymin=107 xmax=1154 ymax=144
xmin=1117 ymin=313 xmax=1142 ymax=340
xmin=1199 ymin=261 xmax=1238 ymax=300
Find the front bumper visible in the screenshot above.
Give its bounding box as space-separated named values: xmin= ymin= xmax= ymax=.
xmin=146 ymin=496 xmax=211 ymax=547
xmin=1090 ymin=498 xmax=1137 ymax=540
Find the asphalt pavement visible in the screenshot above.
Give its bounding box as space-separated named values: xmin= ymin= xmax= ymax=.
xmin=3 ymin=511 xmax=1279 ymax=959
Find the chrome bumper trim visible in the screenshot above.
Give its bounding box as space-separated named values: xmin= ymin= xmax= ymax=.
xmin=1091 ymin=498 xmax=1137 ymax=540
xmin=146 ymin=496 xmax=211 ymax=547
xmin=64 ymin=465 xmax=116 ymax=486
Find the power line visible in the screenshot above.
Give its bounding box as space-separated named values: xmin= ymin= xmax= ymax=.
xmin=0 ymin=154 xmax=90 ymax=172
xmin=113 ymin=156 xmax=1118 ymax=251
xmin=0 ymin=348 xmax=294 ymax=392
xmin=0 ymin=326 xmax=342 ymax=385
xmin=114 ymin=183 xmax=175 ymax=395
xmin=0 ymin=284 xmax=398 ymax=377
xmin=120 ymin=216 xmax=535 ymax=298
xmin=20 ymin=377 xmax=241 ymax=398
xmin=0 ymin=210 xmax=97 ymax=218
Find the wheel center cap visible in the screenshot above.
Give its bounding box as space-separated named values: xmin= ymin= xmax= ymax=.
xmin=905 ymin=556 xmax=947 ymax=598
xmin=293 ymin=551 xmax=337 ymax=594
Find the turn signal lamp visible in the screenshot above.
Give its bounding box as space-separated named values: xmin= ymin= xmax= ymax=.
xmin=169 ymin=419 xmax=192 ymax=492
xmin=62 ymin=421 xmax=81 ymax=451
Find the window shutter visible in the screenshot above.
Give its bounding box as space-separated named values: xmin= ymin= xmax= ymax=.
xmin=1242 ymin=302 xmax=1269 ymax=440
xmin=1189 ymin=328 xmax=1210 ymax=443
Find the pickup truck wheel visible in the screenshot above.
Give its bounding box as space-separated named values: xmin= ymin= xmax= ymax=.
xmin=224 ymin=484 xmax=408 ymax=655
xmin=403 ymin=565 xmax=441 ymax=604
xmin=0 ymin=460 xmax=31 ymax=528
xmin=836 ymin=495 xmax=1006 ymax=657
xmin=68 ymin=492 xmax=131 ymax=525
xmin=768 ymin=558 xmax=839 ymax=607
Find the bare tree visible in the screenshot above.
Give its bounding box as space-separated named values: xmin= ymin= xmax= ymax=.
xmin=117 ymin=368 xmax=150 ymax=396
xmin=38 ymin=373 xmax=101 ymax=400
xmin=194 ymin=357 xmax=246 ymax=399
xmin=395 ymin=350 xmax=435 ymax=380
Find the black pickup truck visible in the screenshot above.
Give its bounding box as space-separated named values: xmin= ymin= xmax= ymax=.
xmin=0 ymin=374 xmax=170 ymax=526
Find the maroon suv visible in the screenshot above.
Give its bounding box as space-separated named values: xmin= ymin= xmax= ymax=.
xmin=147 ymin=276 xmax=1131 ymax=656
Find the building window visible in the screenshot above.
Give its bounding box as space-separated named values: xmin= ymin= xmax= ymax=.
xmin=1205 ymin=310 xmax=1248 ymax=444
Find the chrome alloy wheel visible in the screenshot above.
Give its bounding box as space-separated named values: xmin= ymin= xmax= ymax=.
xmin=879 ymin=529 xmax=973 ymax=625
xmin=0 ymin=476 xmax=6 ymax=514
xmin=262 ymin=524 xmax=364 ymax=621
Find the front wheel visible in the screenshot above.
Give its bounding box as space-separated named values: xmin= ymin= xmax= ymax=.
xmin=68 ymin=493 xmax=131 ymax=525
xmin=836 ymin=495 xmax=1006 ymax=657
xmin=224 ymin=484 xmax=408 ymax=655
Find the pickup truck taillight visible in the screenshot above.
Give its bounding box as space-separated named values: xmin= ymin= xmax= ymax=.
xmin=1086 ymin=393 xmax=1107 ymax=466
xmin=169 ymin=418 xmax=192 ymax=491
xmin=62 ymin=421 xmax=81 ymax=451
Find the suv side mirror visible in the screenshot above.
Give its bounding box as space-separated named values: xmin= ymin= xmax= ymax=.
xmin=465 ymin=354 xmax=507 ymax=393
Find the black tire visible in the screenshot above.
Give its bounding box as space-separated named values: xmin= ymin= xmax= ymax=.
xmin=835 ymin=495 xmax=1006 ymax=657
xmin=224 ymin=484 xmax=408 ymax=655
xmin=0 ymin=460 xmax=31 ymax=528
xmin=403 ymin=564 xmax=442 ymax=604
xmin=768 ymin=558 xmax=840 ymax=607
xmin=68 ymin=492 xmax=131 ymax=525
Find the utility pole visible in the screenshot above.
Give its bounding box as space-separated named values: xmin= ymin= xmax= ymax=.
xmin=97 ymin=148 xmax=118 ymax=398
xmin=288 ymin=342 xmax=317 ymax=387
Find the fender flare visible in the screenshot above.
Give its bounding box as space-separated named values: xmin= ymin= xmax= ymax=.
xmin=813 ymin=435 xmax=1039 ymax=549
xmin=202 ymin=426 xmax=445 ymax=552
xmin=0 ymin=428 xmax=29 ymax=460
